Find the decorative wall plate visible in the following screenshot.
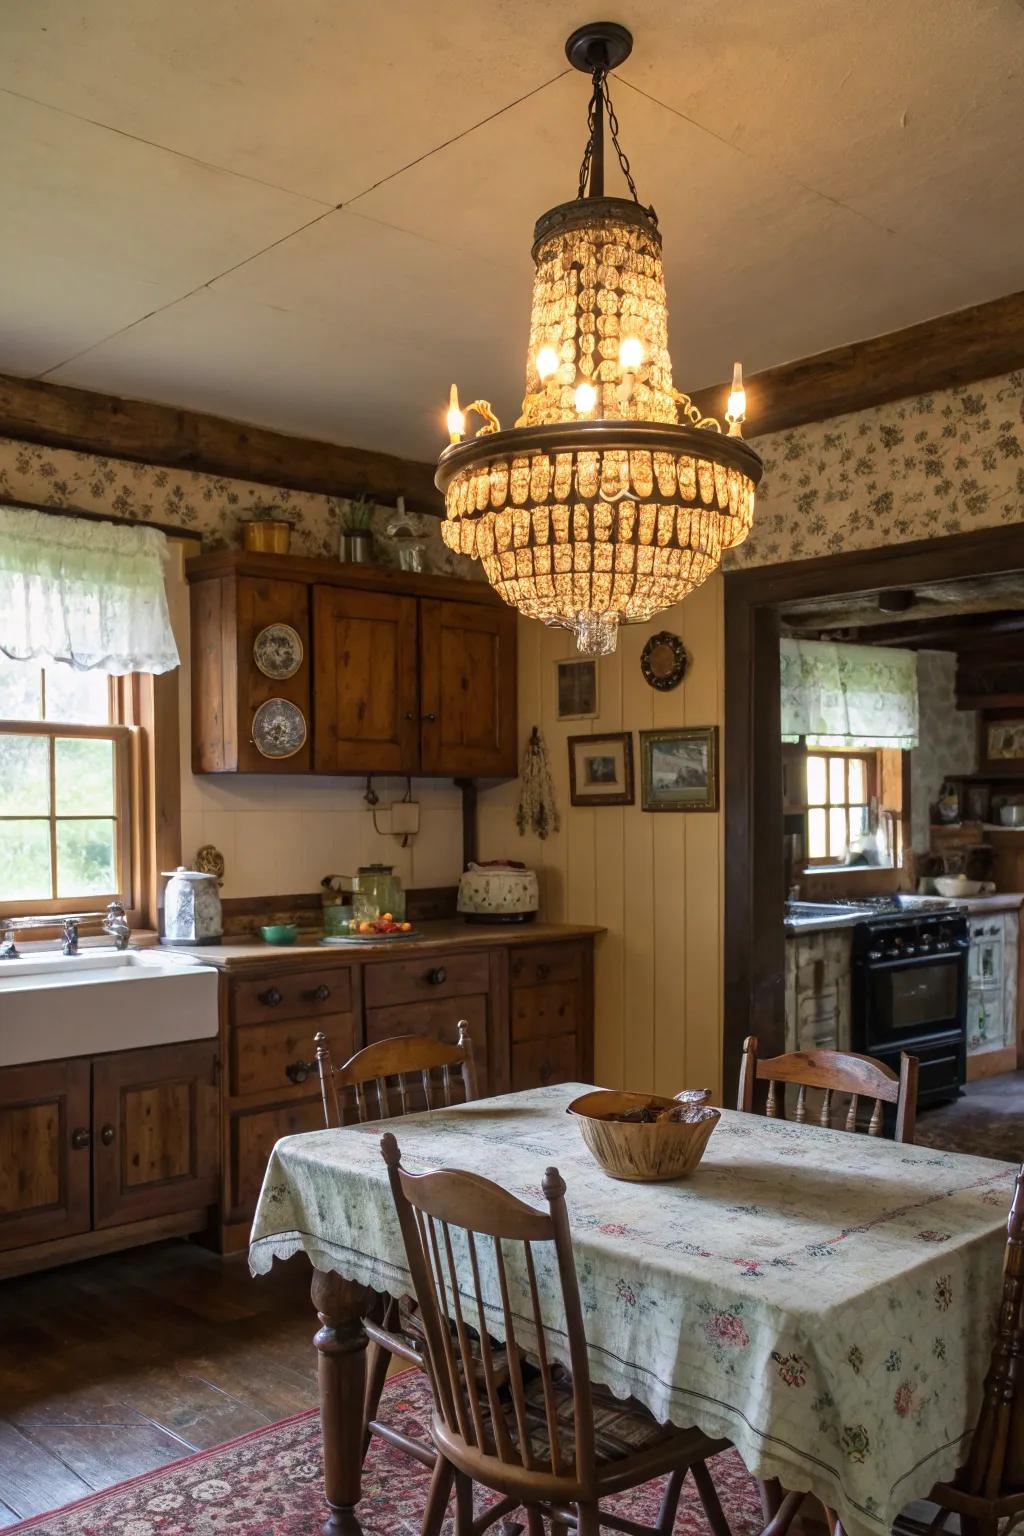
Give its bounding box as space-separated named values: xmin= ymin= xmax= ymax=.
xmin=640 ymin=631 xmax=688 ymax=691
xmin=252 ymin=698 xmax=307 ymax=759
xmin=253 ymin=623 xmax=304 ymax=679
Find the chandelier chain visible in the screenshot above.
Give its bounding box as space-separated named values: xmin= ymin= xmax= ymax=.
xmin=576 ymin=68 xmax=604 ymax=201
xmin=602 ymin=78 xmax=641 ymax=204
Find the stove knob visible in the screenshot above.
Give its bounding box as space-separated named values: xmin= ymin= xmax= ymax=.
xmin=886 ymin=944 xmax=900 ymax=958
xmin=904 ymin=944 xmax=917 ymax=956
xmin=919 ymin=934 xmax=933 ymax=948
xmin=868 ymin=947 xmax=882 ymax=960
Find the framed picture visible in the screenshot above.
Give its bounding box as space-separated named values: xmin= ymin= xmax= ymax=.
xmin=640 ymin=726 xmax=719 ymax=812
xmin=568 ymin=732 xmax=634 ymax=806
xmin=556 ymin=657 xmax=599 ymax=720
xmin=981 ymin=714 xmax=1024 ymax=776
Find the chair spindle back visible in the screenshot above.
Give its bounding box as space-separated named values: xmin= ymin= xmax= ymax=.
xmin=315 ymin=1022 xmax=478 ymax=1129
xmin=739 ymin=1036 xmax=918 ymax=1144
xmin=380 ymin=1133 xmax=597 ymax=1500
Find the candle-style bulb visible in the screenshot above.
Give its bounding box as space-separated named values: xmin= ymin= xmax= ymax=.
xmin=726 ymin=361 xmax=746 ymax=437
xmin=574 ymin=381 xmax=597 ymax=414
xmin=446 ymin=384 xmax=466 ymax=442
xmin=536 ymin=345 xmax=559 ymax=381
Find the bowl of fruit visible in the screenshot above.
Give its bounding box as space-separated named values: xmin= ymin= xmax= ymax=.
xmin=322 ymin=913 xmax=420 ymax=944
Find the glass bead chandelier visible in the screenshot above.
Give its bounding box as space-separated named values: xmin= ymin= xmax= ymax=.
xmin=435 ymin=21 xmax=764 ymax=656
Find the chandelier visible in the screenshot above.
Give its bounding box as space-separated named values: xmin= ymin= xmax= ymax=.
xmin=435 ymin=21 xmax=763 ymax=656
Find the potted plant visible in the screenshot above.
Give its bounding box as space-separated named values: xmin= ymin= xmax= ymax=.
xmin=339 ymin=496 xmax=376 ymax=564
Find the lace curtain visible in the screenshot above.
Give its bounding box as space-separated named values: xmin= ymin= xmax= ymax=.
xmin=781 ymin=637 xmax=919 ymax=749
xmin=0 ymin=506 xmax=180 ymax=674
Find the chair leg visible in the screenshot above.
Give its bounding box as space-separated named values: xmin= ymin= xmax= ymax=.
xmin=690 ymin=1460 xmax=733 ymax=1536
xmin=454 ymin=1472 xmax=474 ymax=1536
xmin=361 ymin=1335 xmax=393 ymax=1457
xmin=577 ymin=1504 xmax=601 ymax=1536
xmin=421 ymin=1455 xmax=455 ymax=1536
xmin=656 ymin=1468 xmax=687 ymax=1535
xmin=524 ymin=1511 xmax=545 ymax=1536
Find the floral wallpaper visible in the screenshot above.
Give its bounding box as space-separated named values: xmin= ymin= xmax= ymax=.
xmin=0 ymin=433 xmax=476 ymax=578
xmin=730 ymin=369 xmax=1024 ymax=568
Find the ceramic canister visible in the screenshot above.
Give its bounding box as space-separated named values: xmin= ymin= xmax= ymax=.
xmin=162 ymin=867 xmax=223 ymax=946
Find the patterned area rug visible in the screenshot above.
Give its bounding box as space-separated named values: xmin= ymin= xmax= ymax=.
xmin=8 ymin=1371 xmax=765 ymax=1535
xmin=915 ymin=1071 xmax=1024 ymax=1163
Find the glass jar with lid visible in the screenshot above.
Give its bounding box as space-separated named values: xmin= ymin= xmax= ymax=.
xmin=354 ymin=864 xmax=405 ymax=921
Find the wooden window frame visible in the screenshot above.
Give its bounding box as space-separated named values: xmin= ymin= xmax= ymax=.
xmin=0 ymin=671 xmax=179 ymax=933
xmin=785 ymin=743 xmax=879 ymax=869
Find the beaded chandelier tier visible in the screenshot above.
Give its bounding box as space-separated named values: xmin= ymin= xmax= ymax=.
xmin=435 ymin=21 xmax=763 ymax=656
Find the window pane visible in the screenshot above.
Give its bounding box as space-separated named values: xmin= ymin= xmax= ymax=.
xmin=0 ymin=820 xmax=51 ymax=900
xmin=56 ymin=819 xmax=117 ymax=896
xmin=808 ymin=807 xmax=827 ymax=860
xmin=829 ymin=756 xmax=846 ymax=805
xmin=43 ymin=665 xmax=110 ymax=725
xmin=55 ymin=737 xmax=115 ymax=816
xmin=849 ymin=805 xmax=869 ymax=842
xmin=0 ymin=656 xmax=42 ymax=721
xmin=806 ymin=756 xmax=826 ymax=806
xmin=829 ymin=807 xmax=848 ymax=857
xmin=0 ymin=734 xmax=50 ymax=815
xmin=848 ymin=758 xmax=866 ymax=802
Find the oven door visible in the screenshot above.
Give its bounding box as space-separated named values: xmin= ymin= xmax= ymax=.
xmin=863 ymin=951 xmax=965 ymax=1049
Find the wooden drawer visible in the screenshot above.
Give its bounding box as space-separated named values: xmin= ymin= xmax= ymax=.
xmin=511 ymin=981 xmax=581 ymax=1043
xmin=363 ymin=952 xmax=490 ymax=1009
xmin=365 ymin=995 xmax=489 ymax=1089
xmin=509 ymin=943 xmax=582 ymax=989
xmin=229 ymin=1097 xmax=325 ymax=1218
xmin=233 ymin=966 xmax=352 ymax=1026
xmin=232 ymin=1012 xmax=355 ymax=1098
xmin=511 ymin=1033 xmax=579 ymax=1091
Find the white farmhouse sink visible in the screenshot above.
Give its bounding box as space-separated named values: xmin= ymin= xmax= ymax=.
xmin=0 ymin=948 xmax=219 ymax=1066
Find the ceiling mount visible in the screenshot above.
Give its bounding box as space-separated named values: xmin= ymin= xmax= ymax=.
xmin=564 ymin=21 xmax=633 ymax=74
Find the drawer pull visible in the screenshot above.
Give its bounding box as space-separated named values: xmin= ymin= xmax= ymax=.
xmin=100 ymin=1123 xmax=116 ymax=1146
xmin=260 ymin=987 xmax=284 ymax=1008
xmin=537 ymin=962 xmax=551 ymax=981
xmin=422 ymin=712 xmax=437 ymax=723
xmin=307 ymin=984 xmax=331 ymax=1003
xmin=286 ymin=1059 xmax=316 ymax=1084
xmin=427 ymin=966 xmax=447 ymax=986
xmin=70 ymin=1127 xmax=91 ymax=1150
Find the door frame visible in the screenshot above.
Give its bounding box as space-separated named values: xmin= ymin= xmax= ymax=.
xmin=722 ymin=521 xmax=1024 ymax=1104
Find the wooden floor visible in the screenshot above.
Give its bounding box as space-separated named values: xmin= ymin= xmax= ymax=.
xmin=0 ymin=1238 xmax=317 ymax=1526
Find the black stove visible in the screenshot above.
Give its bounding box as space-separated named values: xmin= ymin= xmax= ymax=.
xmin=847 ymin=899 xmax=967 ymax=1107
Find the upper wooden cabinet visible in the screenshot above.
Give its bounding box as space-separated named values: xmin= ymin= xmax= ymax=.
xmin=188 ymin=551 xmax=518 ymax=779
xmin=313 ymin=587 xmax=419 ymax=774
xmin=420 ymin=600 xmax=517 ymax=777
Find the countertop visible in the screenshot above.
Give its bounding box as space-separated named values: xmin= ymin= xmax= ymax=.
xmin=169 ymin=919 xmax=603 ymax=971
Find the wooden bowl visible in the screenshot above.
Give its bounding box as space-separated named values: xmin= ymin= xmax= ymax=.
xmin=567 ymin=1089 xmax=719 ymax=1183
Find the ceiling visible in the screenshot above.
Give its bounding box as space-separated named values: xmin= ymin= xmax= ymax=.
xmin=1 ymin=0 xmax=1022 ymax=463
xmin=779 ymin=574 xmax=1024 ymax=646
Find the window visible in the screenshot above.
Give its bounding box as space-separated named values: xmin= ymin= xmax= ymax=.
xmin=0 ymin=656 xmax=133 ymax=913
xmin=801 ymin=749 xmax=875 ymax=865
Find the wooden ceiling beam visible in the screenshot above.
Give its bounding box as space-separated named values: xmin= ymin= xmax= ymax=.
xmin=690 ymin=289 xmax=1024 ymax=438
xmin=0 ymin=372 xmax=442 ymax=512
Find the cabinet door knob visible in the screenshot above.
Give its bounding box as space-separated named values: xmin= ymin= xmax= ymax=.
xmin=286 ymin=1059 xmax=315 ymax=1084
xmin=308 ymin=984 xmax=331 ymax=1002
xmin=70 ymin=1127 xmax=91 ymax=1150
xmin=260 ymin=987 xmax=283 ymax=1007
xmin=405 ymin=711 xmax=416 ymax=721
xmin=427 ymin=966 xmax=447 ymax=986
xmin=100 ymin=1123 xmax=115 ymax=1146
xmin=422 ymin=712 xmax=437 ymax=723
xmin=537 ymin=963 xmax=551 ymax=981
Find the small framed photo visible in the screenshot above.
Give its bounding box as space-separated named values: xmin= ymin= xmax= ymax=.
xmin=640 ymin=726 xmax=719 ymax=812
xmin=981 ymin=715 xmax=1024 ymax=776
xmin=568 ymin=732 xmax=634 ymax=806
xmin=556 ymin=657 xmax=599 ymax=721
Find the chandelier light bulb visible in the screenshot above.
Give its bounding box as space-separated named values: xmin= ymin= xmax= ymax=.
xmin=726 ymin=361 xmax=747 ymax=437
xmin=574 ymin=381 xmax=598 ymax=414
xmin=536 ymin=345 xmax=559 ymax=380
xmin=618 ymin=336 xmax=644 ymax=369
xmin=446 ymin=383 xmax=466 ymax=443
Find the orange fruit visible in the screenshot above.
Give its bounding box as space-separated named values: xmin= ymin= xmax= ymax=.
xmin=400 ymin=921 xmax=412 ymax=932
xmin=381 ymin=912 xmax=393 ymax=923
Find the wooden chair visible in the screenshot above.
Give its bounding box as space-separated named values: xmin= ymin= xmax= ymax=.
xmin=313 ymin=1023 xmax=480 ymax=1474
xmin=737 ymin=1036 xmax=918 ymax=1144
xmin=380 ymin=1132 xmax=736 ymax=1536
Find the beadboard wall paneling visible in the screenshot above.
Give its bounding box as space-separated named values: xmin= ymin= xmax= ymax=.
xmin=477 ymin=576 xmax=725 ymax=1098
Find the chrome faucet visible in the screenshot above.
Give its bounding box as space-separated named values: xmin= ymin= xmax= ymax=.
xmin=62 ymin=918 xmax=80 ymax=956
xmin=103 ymin=902 xmax=131 ymax=951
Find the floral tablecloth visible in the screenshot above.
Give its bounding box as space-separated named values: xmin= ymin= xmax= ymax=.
xmin=250 ymin=1084 xmax=1015 ymax=1536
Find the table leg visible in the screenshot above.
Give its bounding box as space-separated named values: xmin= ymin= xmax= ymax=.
xmin=312 ymin=1267 xmax=370 ymax=1536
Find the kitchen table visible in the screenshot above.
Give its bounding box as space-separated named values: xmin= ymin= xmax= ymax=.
xmin=250 ymin=1083 xmax=1015 ymax=1536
